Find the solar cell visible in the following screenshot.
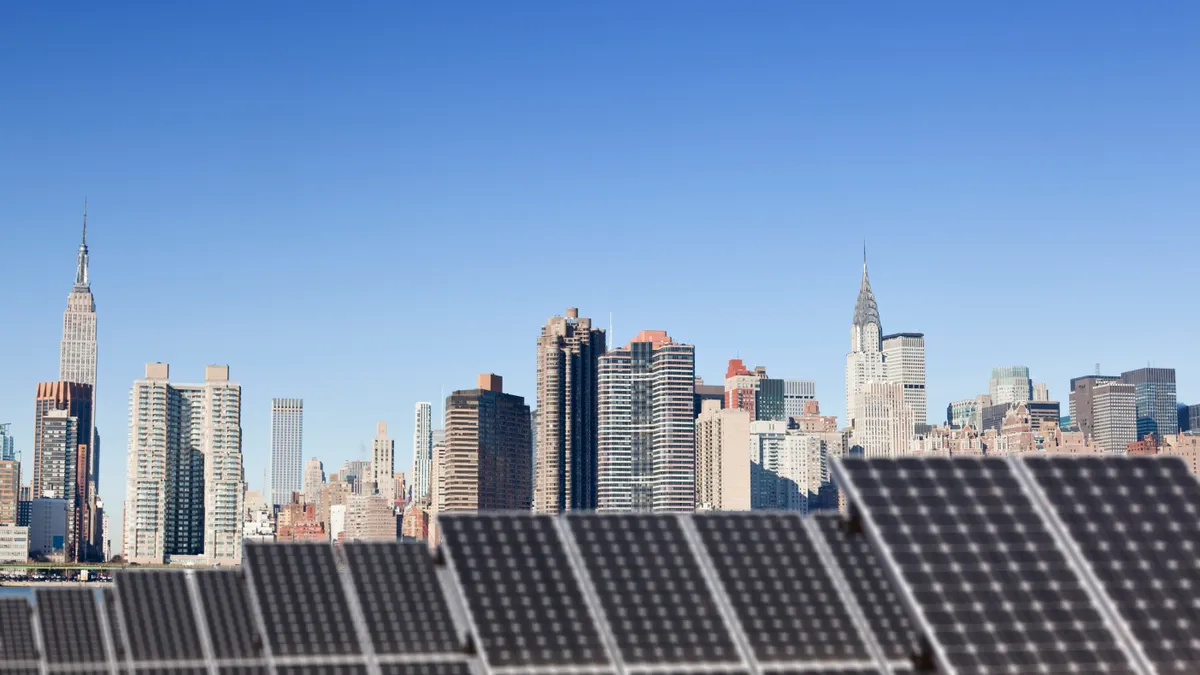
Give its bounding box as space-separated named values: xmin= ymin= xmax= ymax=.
xmin=276 ymin=665 xmax=369 ymax=675
xmin=35 ymin=588 xmax=107 ymax=664
xmin=0 ymin=597 xmax=37 ymax=661
xmin=115 ymin=571 xmax=205 ymax=661
xmin=194 ymin=570 xmax=263 ymax=659
xmin=762 ymin=669 xmax=882 ymax=675
xmin=834 ymin=456 xmax=1141 ymax=675
xmin=692 ymin=512 xmax=872 ymax=666
xmin=812 ymin=514 xmax=920 ymax=665
xmin=1022 ymin=455 xmax=1200 ymax=674
xmin=377 ymin=663 xmax=473 ymax=675
xmin=243 ymin=542 xmax=362 ymax=657
xmin=131 ymin=669 xmax=210 ymax=675
xmin=439 ymin=513 xmax=610 ymax=668
xmin=101 ymin=588 xmax=126 ymax=660
xmin=568 ymin=514 xmax=740 ymax=667
xmin=342 ymin=541 xmax=461 ymax=654
xmin=217 ymin=667 xmax=270 ymax=675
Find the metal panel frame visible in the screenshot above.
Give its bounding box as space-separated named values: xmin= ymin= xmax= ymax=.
xmin=183 ymin=571 xmax=220 ymax=675
xmin=555 ymin=516 xmax=628 ymax=675
xmin=239 ymin=549 xmax=280 ymax=675
xmin=1009 ymin=456 xmax=1154 ymax=675
xmin=91 ymin=589 xmax=120 ymax=675
xmin=335 ymin=545 xmax=382 ymax=675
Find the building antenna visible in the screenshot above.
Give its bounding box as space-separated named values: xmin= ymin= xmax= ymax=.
xmin=609 ymin=312 xmax=613 ymax=350
xmin=1095 ymin=363 xmax=1101 ymax=376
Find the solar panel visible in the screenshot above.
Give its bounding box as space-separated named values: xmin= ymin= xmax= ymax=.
xmin=693 ymin=512 xmax=872 ymax=667
xmin=131 ymin=669 xmax=210 ymax=675
xmin=813 ymin=514 xmax=921 ymax=666
xmin=1022 ymin=455 xmax=1200 ymax=673
xmin=567 ymin=514 xmax=740 ymax=667
xmin=342 ymin=541 xmax=461 ymax=654
xmin=439 ymin=513 xmax=611 ymax=668
xmin=377 ymin=664 xmax=474 ymax=675
xmin=0 ymin=597 xmax=38 ymax=662
xmin=834 ymin=456 xmax=1141 ymax=675
xmin=35 ymin=588 xmax=108 ymax=664
xmin=762 ymin=669 xmax=882 ymax=675
xmin=115 ymin=571 xmax=204 ymax=662
xmin=101 ymin=588 xmax=127 ymax=661
xmin=195 ymin=570 xmax=264 ymax=659
xmin=275 ymin=665 xmax=369 ymax=675
xmin=243 ymin=542 xmax=362 ymax=657
xmin=218 ymin=667 xmax=271 ymax=675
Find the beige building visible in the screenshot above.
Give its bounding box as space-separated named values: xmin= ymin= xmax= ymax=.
xmin=302 ymin=457 xmax=325 ymax=507
xmin=534 ymin=308 xmax=605 ymax=514
xmin=694 ymin=403 xmax=750 ymax=511
xmin=852 ymin=381 xmax=913 ymax=459
xmin=344 ymin=495 xmax=395 ymax=541
xmin=370 ymin=423 xmax=395 ymax=503
xmin=443 ymin=375 xmax=532 ymax=514
xmin=0 ymin=459 xmax=18 ymax=526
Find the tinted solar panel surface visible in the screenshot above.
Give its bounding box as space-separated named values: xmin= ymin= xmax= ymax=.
xmin=0 ymin=597 xmax=37 ymax=661
xmin=343 ymin=541 xmax=460 ymax=654
xmin=35 ymin=588 xmax=107 ymax=664
xmin=195 ymin=570 xmax=262 ymax=659
xmin=116 ymin=571 xmax=204 ymax=661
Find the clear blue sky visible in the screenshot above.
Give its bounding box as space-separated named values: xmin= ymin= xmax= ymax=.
xmin=2 ymin=3 xmax=1198 ymax=545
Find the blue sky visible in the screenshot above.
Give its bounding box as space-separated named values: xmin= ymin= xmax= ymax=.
xmin=1 ymin=3 xmax=1198 ymax=543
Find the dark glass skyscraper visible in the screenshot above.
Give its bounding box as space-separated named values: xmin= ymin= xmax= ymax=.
xmin=1120 ymin=368 xmax=1178 ymax=438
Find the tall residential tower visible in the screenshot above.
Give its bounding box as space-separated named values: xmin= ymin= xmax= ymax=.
xmin=412 ymin=402 xmax=433 ymax=503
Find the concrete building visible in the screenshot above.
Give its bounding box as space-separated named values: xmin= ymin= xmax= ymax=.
xmin=269 ymin=398 xmax=304 ymax=506
xmin=1120 ymin=367 xmax=1178 ymax=438
xmin=749 ymin=421 xmax=788 ymax=509
xmin=598 ymin=331 xmax=696 ymax=513
xmin=0 ymin=458 xmax=18 ymax=525
xmin=1190 ymin=405 xmax=1200 ymax=434
xmin=370 ymin=423 xmax=395 ymax=503
xmin=947 ymin=394 xmax=991 ymax=430
xmin=328 ymin=504 xmax=347 ymax=543
xmin=412 ymin=402 xmax=433 ymax=503
xmin=783 ymin=380 xmax=818 ymax=420
xmin=852 ymin=382 xmax=914 ymax=459
xmin=33 ymin=382 xmax=92 ymax=562
xmin=0 ymin=524 xmax=28 ymax=563
xmin=1070 ymin=375 xmax=1124 ymax=442
xmin=981 ymin=401 xmax=1061 ymax=433
xmin=882 ymin=333 xmax=927 ymax=427
xmin=989 ymin=366 xmax=1033 ymax=406
xmin=777 ymin=432 xmax=828 ymax=515
xmin=846 ymin=251 xmax=886 ymax=428
xmin=400 ymin=502 xmax=428 ymax=541
xmin=694 ymin=403 xmax=751 ymax=511
xmin=534 ymin=308 xmax=605 ymax=513
xmin=443 ymin=375 xmax=532 ymax=513
xmin=1033 ymin=382 xmax=1050 ymax=402
xmin=725 ymin=359 xmax=761 ymax=419
xmin=302 ymin=457 xmax=325 ymax=507
xmin=693 ymin=378 xmax=725 ymax=418
xmin=28 ymin=498 xmax=68 ymax=559
xmin=345 ymin=495 xmax=396 ymax=542
xmin=340 ymin=460 xmax=371 ymax=494
xmin=1091 ymin=380 xmax=1137 ymax=454
xmin=123 ymin=364 xmax=244 ymax=566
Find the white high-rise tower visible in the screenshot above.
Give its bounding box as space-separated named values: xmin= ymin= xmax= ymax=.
xmin=845 ymin=247 xmax=885 ymax=428
xmin=412 ymin=402 xmax=432 ymax=502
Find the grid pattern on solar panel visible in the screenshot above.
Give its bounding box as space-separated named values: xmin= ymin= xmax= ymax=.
xmin=0 ymin=669 xmax=38 ymax=675
xmin=276 ymin=665 xmax=369 ymax=675
xmin=693 ymin=513 xmax=868 ymax=664
xmin=131 ymin=669 xmax=209 ymax=675
xmin=439 ymin=514 xmax=610 ymax=667
xmin=116 ymin=571 xmax=204 ymax=661
xmin=813 ymin=514 xmax=920 ymax=663
xmin=217 ymin=667 xmax=270 ymax=675
xmin=762 ymin=669 xmax=881 ymax=675
xmin=195 ymin=571 xmax=263 ymax=659
xmin=342 ymin=541 xmax=460 ymax=654
xmin=36 ymin=588 xmax=107 ymax=664
xmin=102 ymin=588 xmax=127 ymax=660
xmin=840 ymin=457 xmax=1138 ymax=675
xmin=377 ymin=663 xmax=473 ymax=675
xmin=1024 ymin=455 xmax=1200 ymax=673
xmin=568 ymin=514 xmax=739 ymax=666
xmin=0 ymin=597 xmax=37 ymax=661
xmin=243 ymin=543 xmax=361 ymax=657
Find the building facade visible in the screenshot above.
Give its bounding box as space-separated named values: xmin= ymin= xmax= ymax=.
xmin=534 ymin=308 xmax=605 ymax=513
xmin=0 ymin=423 xmax=14 ymax=461
xmin=692 ymin=378 xmax=725 ymax=418
xmin=694 ymin=404 xmax=750 ymax=511
xmin=370 ymin=422 xmax=395 ymax=503
xmin=852 ymin=381 xmax=914 ymax=459
xmin=989 ymin=366 xmax=1033 ymax=406
xmin=1070 ymin=375 xmax=1123 ymax=442
xmin=0 ymin=459 xmax=18 ymax=525
xmin=846 ymin=253 xmax=886 ymax=428
xmin=1120 ymin=367 xmax=1178 ymax=438
xmin=1091 ymin=380 xmax=1137 ymax=454
xmin=123 ymin=364 xmax=244 ymax=565
xmin=782 ymin=380 xmax=818 ymax=420
xmin=442 ymin=375 xmax=532 ymax=513
xmin=882 ymin=333 xmax=927 ymax=427
xmin=269 ymin=398 xmax=303 ymax=506
xmin=302 ymin=457 xmax=325 ymax=506
xmin=947 ymin=394 xmax=992 ymax=430
xmin=412 ymin=402 xmax=433 ymax=503
xmin=724 ymin=359 xmax=760 ymax=419
xmin=597 ymin=331 xmax=696 ymax=513
xmin=33 ymin=381 xmax=92 ymax=561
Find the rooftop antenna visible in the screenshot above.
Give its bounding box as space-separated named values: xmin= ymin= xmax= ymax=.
xmin=1095 ymin=363 xmax=1101 ymax=376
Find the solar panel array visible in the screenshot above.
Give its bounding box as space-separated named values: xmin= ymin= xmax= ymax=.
xmin=4 ymin=454 xmax=1198 ymax=675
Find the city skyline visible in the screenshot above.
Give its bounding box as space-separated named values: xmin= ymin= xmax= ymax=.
xmin=2 ymin=4 xmax=1199 ymax=551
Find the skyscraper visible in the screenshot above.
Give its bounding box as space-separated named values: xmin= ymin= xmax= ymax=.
xmin=534 ymin=308 xmax=605 ymax=513
xmin=0 ymin=423 xmax=14 ymax=461
xmin=33 ymin=381 xmax=92 ymax=562
xmin=269 ymin=399 xmax=304 ymax=506
xmin=0 ymin=457 xmax=19 ymax=526
xmin=724 ymin=359 xmax=760 ymax=418
xmin=989 ymin=366 xmax=1033 ymax=406
xmin=412 ymin=402 xmax=432 ymax=503
xmin=123 ymin=364 xmax=244 ymax=566
xmin=1120 ymin=367 xmax=1178 ymax=438
xmin=1070 ymin=374 xmax=1123 ymax=442
xmin=882 ymin=332 xmax=927 ymax=427
xmin=1091 ymin=380 xmax=1137 ymax=454
xmin=597 ymin=330 xmax=696 ymax=513
xmin=846 ymin=250 xmax=885 ymax=428
xmin=370 ymin=422 xmax=395 ymax=504
xmin=851 ymin=381 xmax=913 ymax=459
xmin=57 ymin=202 xmax=100 ymax=560
xmin=782 ymin=380 xmax=818 ymax=420
xmin=302 ymin=457 xmax=325 ymax=506
xmin=694 ymin=403 xmax=750 ymax=511
xmin=443 ymin=375 xmax=531 ymax=513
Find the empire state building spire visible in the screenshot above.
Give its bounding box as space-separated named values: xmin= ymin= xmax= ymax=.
xmin=75 ymin=199 xmax=90 ymax=289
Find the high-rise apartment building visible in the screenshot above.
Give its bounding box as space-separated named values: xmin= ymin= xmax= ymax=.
xmin=846 ymin=252 xmax=885 ymax=428
xmin=0 ymin=423 xmax=14 ymax=461
xmin=534 ymin=308 xmax=605 ymax=513
xmin=693 ymin=378 xmax=725 ymax=418
xmin=724 ymin=359 xmax=760 ymax=419
xmin=370 ymin=422 xmax=395 ymax=503
xmin=1070 ymin=375 xmax=1123 ymax=442
xmin=412 ymin=402 xmax=433 ymax=503
xmin=443 ymin=375 xmax=532 ymax=513
xmin=1120 ymin=367 xmax=1178 ymax=438
xmin=882 ymin=333 xmax=927 ymax=427
xmin=1091 ymin=380 xmax=1137 ymax=454
xmin=0 ymin=458 xmax=18 ymax=526
xmin=33 ymin=381 xmax=92 ymax=561
xmin=597 ymin=331 xmax=696 ymax=513
xmin=749 ymin=421 xmax=788 ymax=509
xmin=269 ymin=398 xmax=303 ymax=506
xmin=989 ymin=366 xmax=1033 ymax=406
xmin=123 ymin=364 xmax=244 ymax=566
xmin=782 ymin=380 xmax=818 ymax=420
xmin=302 ymin=457 xmax=325 ymax=506
xmin=694 ymin=403 xmax=750 ymax=511
xmin=851 ymin=381 xmax=913 ymax=459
